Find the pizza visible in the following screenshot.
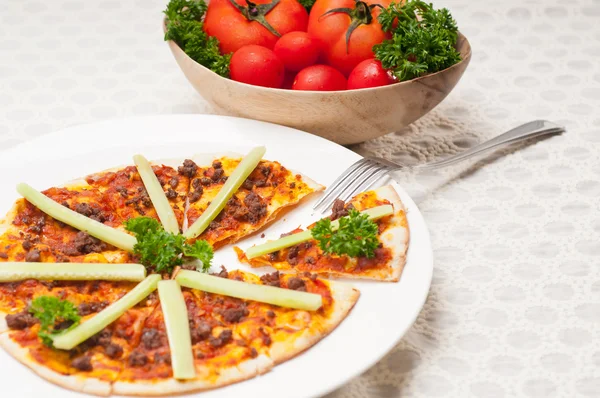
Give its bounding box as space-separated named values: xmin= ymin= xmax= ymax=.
xmin=0 ymin=152 xmax=370 ymax=396
xmin=182 ymin=153 xmax=323 ymax=248
xmin=238 ymin=185 xmax=410 ymax=282
xmin=0 ymin=269 xmax=357 ymax=396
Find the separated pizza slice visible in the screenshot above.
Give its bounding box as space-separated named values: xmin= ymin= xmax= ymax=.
xmin=183 ymin=153 xmax=323 ymax=248
xmin=111 ymin=268 xmax=358 ymax=396
xmin=84 ymin=159 xmax=191 ymax=232
xmin=0 ymin=281 xmax=158 ymax=396
xmin=240 ymin=185 xmax=410 ymax=282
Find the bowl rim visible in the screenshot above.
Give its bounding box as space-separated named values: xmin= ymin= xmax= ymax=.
xmin=162 ymin=17 xmax=472 ymax=95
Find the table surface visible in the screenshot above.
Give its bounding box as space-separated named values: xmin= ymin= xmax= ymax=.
xmin=1 ymin=0 xmax=599 ymax=397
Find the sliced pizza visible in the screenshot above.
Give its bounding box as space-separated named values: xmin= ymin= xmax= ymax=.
xmin=183 ymin=154 xmax=323 ymax=248
xmin=239 ymin=185 xmax=410 ymax=282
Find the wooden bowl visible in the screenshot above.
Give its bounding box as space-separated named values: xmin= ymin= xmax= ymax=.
xmin=165 ymin=25 xmax=472 ymax=145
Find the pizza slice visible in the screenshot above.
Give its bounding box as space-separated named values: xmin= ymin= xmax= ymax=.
xmin=0 ymin=281 xmax=158 ymax=396
xmin=111 ymin=269 xmax=358 ymax=396
xmin=239 ymin=185 xmax=410 ymax=282
xmin=183 ymin=154 xmax=323 ymax=248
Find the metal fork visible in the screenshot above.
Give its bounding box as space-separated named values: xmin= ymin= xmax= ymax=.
xmin=313 ymin=120 xmax=566 ymax=213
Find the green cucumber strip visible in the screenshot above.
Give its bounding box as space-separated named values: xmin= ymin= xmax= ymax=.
xmin=0 ymin=263 xmax=146 ymax=282
xmin=245 ymin=204 xmax=394 ymax=259
xmin=16 ymin=183 xmax=137 ymax=252
xmin=157 ymin=280 xmax=196 ymax=380
xmin=52 ymin=274 xmax=161 ymax=350
xmin=183 ymin=146 xmax=266 ymax=239
xmin=176 ymin=270 xmax=322 ymax=311
xmin=133 ymin=155 xmax=180 ymax=234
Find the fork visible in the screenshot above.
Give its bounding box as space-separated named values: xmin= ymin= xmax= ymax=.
xmin=313 ymin=120 xmax=566 ymax=213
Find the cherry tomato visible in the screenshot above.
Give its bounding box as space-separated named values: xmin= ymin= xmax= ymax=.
xmin=307 ymin=0 xmax=392 ymax=75
xmin=230 ymin=45 xmax=285 ymax=88
xmin=204 ymin=0 xmax=309 ymax=54
xmin=292 ymin=65 xmax=347 ymax=91
xmin=273 ymin=31 xmax=321 ymax=72
xmin=347 ymin=58 xmax=393 ymax=89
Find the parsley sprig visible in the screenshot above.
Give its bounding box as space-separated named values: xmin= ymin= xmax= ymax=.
xmin=163 ymin=0 xmax=232 ymax=77
xmin=30 ymin=296 xmax=81 ymax=347
xmin=374 ymin=0 xmax=461 ymax=81
xmin=311 ymin=210 xmax=380 ymax=258
xmin=125 ymin=217 xmax=213 ymax=274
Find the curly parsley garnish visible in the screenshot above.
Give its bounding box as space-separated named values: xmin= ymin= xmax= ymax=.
xmin=125 ymin=217 xmax=213 ymax=274
xmin=30 ymin=296 xmax=81 ymax=347
xmin=311 ymin=210 xmax=380 ymax=258
xmin=163 ymin=0 xmax=232 ymax=77
xmin=374 ymin=0 xmax=461 ymax=81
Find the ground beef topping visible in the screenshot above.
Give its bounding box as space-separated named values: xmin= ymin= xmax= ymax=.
xmin=178 ymin=159 xmax=198 ymax=178
xmin=25 ymin=248 xmax=41 ymax=262
xmin=188 ymin=188 xmax=202 ymax=203
xmin=329 ymin=199 xmax=353 ymax=221
xmin=287 ymin=277 xmax=307 ymax=292
xmin=165 ymin=188 xmax=178 ymax=199
xmin=191 ymin=321 xmax=212 ymax=344
xmin=128 ymin=351 xmax=148 ymax=367
xmin=260 ymin=271 xmax=280 ymax=287
xmin=209 ymin=329 xmax=232 ymax=348
xmin=78 ymin=301 xmax=108 ymax=316
xmin=243 ymin=192 xmax=267 ymax=224
xmin=67 ymin=231 xmax=107 ymax=256
xmin=154 ymin=352 xmax=172 ymax=365
xmin=222 ymin=305 xmax=249 ymax=323
xmin=6 ymin=311 xmax=38 ymax=330
xmin=141 ymin=328 xmax=163 ymax=349
xmin=74 ymin=203 xmax=107 ymax=223
xmin=211 ymin=265 xmax=229 ymax=279
xmin=71 ymin=356 xmax=93 ymax=371
xmin=169 ymin=176 xmax=179 ymax=188
xmin=105 ymin=343 xmax=123 ymax=359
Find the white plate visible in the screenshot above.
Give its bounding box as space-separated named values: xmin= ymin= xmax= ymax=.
xmin=0 ymin=115 xmax=432 ymax=398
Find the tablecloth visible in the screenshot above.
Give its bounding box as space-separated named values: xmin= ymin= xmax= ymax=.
xmin=1 ymin=0 xmax=599 ymax=397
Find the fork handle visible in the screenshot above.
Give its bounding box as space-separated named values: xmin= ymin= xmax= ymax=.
xmin=413 ymin=120 xmax=565 ymax=171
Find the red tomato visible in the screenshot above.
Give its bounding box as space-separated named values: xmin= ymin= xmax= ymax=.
xmin=307 ymin=0 xmax=392 ymax=75
xmin=204 ymin=0 xmax=309 ymax=54
xmin=347 ymin=58 xmax=393 ymax=89
xmin=274 ymin=31 xmax=321 ymax=72
xmin=230 ymin=45 xmax=285 ymax=88
xmin=292 ymin=65 xmax=347 ymax=91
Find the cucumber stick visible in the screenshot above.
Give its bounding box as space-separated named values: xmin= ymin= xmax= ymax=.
xmin=16 ymin=183 xmax=137 ymax=252
xmin=183 ymin=146 xmax=266 ymax=239
xmin=245 ymin=204 xmax=394 ymax=259
xmin=158 ymin=281 xmax=195 ymax=379
xmin=133 ymin=155 xmax=180 ymax=234
xmin=176 ymin=270 xmax=322 ymax=311
xmin=0 ymin=263 xmax=146 ymax=282
xmin=52 ymin=275 xmax=161 ymax=350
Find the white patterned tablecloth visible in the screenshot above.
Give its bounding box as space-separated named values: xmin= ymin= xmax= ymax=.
xmin=1 ymin=0 xmax=599 ymax=397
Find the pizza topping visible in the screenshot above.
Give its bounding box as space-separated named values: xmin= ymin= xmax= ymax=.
xmin=191 ymin=321 xmax=212 ymax=343
xmin=116 ymin=186 xmax=129 ymax=198
xmin=266 ymin=310 xmax=275 ymax=318
xmin=287 ymin=278 xmax=307 ymax=292
xmin=129 ymin=350 xmax=149 ymax=367
xmin=16 ymin=183 xmax=137 ymax=252
xmin=29 ymin=296 xmax=81 ymax=346
xmin=74 ymin=203 xmax=107 ymax=223
xmin=52 ymin=274 xmax=161 ymax=350
xmin=165 ymin=188 xmax=178 ymax=199
xmin=259 ymin=327 xmax=272 ymax=346
xmin=312 ymin=209 xmax=380 ymax=258
xmin=211 ymin=265 xmax=229 ymax=279
xmin=244 ymin=205 xmax=393 ymax=260
xmin=71 ymin=356 xmax=93 ymax=371
xmin=134 ymin=155 xmax=181 ymax=234
xmin=260 ymin=271 xmax=281 ymax=287
xmin=22 ymin=239 xmax=33 ymax=251
xmin=178 ymin=159 xmax=198 ymax=178
xmin=222 ymin=305 xmax=249 ymax=323
xmin=124 ymin=217 xmax=213 ymax=273
xmin=141 ymin=328 xmax=163 ymax=349
xmin=67 ymin=231 xmax=107 ymax=256
xmin=25 ymin=249 xmax=41 ymax=262
xmin=188 ymin=189 xmax=203 ymax=203
xmin=183 ymin=147 xmax=266 ymax=239
xmin=0 ymin=263 xmax=147 ymax=283
xmin=209 ymin=329 xmax=232 ymax=348
xmin=329 ymin=199 xmax=355 ymax=221
xmin=176 ymin=270 xmax=323 ymax=311
xmin=6 ymin=311 xmax=39 ymax=330
xmin=211 ymin=167 xmax=225 ymax=181
xmin=106 ymin=343 xmax=124 ymax=359
xmin=0 ymin=252 xmax=7 ymax=259
xmin=243 ymin=192 xmax=268 ymax=224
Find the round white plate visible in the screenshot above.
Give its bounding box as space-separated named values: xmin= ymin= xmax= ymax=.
xmin=0 ymin=115 xmax=432 ymax=398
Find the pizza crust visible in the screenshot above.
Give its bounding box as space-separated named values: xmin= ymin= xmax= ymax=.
xmin=111 ymin=354 xmax=273 ymax=396
xmin=0 ymin=333 xmax=112 ymax=396
xmin=268 ymin=280 xmax=360 ymax=364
